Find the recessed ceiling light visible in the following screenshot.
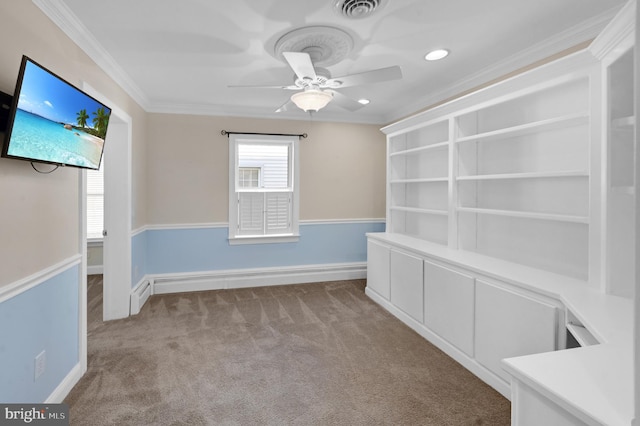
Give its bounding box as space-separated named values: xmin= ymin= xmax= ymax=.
xmin=358 ymin=99 xmax=370 ymax=105
xmin=425 ymin=49 xmax=449 ymax=61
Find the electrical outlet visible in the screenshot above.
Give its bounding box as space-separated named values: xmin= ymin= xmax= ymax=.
xmin=34 ymin=350 xmax=46 ymax=380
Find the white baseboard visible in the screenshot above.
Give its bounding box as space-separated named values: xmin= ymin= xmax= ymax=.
xmin=87 ymin=265 xmax=103 ymax=275
xmin=45 ymin=362 xmax=83 ymax=403
xmin=130 ymin=278 xmax=153 ymax=315
xmin=152 ymin=262 xmax=367 ymax=295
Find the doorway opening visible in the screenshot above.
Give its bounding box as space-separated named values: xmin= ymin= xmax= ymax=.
xmin=80 ymin=83 xmax=132 ymax=330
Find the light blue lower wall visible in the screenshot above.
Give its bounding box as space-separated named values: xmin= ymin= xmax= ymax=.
xmin=132 ymin=230 xmax=147 ymax=287
xmin=0 ymin=264 xmax=79 ymax=403
xmin=0 ymin=222 xmax=380 ymax=403
xmin=144 ymin=221 xmax=385 ymax=275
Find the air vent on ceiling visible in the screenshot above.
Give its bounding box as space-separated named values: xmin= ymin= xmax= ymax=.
xmin=335 ymin=0 xmax=382 ymax=19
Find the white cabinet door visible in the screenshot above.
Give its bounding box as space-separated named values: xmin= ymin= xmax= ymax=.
xmin=512 ymin=379 xmax=586 ymax=426
xmin=424 ymin=261 xmax=475 ymax=356
xmin=367 ymin=239 xmax=390 ymax=299
xmin=475 ymin=280 xmax=558 ymax=383
xmin=390 ymin=249 xmax=424 ymax=323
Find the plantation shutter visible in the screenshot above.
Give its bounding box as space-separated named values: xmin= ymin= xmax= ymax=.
xmin=86 ymin=160 xmax=104 ymax=239
xmin=265 ymin=192 xmax=291 ymax=234
xmin=238 ymin=192 xmax=265 ymax=235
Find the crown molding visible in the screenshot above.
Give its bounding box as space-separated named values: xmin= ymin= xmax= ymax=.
xmin=32 ymin=0 xmax=150 ymax=110
xmin=383 ymin=4 xmax=623 ymax=123
xmin=33 ymin=0 xmax=624 ymax=126
xmin=31 ymin=0 xmax=388 ymax=125
xmin=589 ymin=0 xmax=636 ymax=60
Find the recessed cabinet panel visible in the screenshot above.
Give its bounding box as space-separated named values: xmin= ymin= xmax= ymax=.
xmin=424 ymin=261 xmax=475 ymax=356
xmin=390 ymin=249 xmax=424 ymax=323
xmin=475 ymin=280 xmax=557 ymax=383
xmin=367 ymin=240 xmax=390 ymax=300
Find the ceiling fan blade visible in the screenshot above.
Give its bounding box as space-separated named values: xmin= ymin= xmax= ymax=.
xmin=275 ymin=99 xmax=295 ymax=113
xmin=282 ymin=52 xmax=317 ymax=81
xmin=328 ymin=91 xmax=365 ymax=112
xmin=326 ymin=65 xmax=402 ymax=88
xmin=228 ymin=84 xmax=300 ymax=90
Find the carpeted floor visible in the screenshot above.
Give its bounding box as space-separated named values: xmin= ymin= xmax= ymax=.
xmin=65 ymin=276 xmax=510 ymax=425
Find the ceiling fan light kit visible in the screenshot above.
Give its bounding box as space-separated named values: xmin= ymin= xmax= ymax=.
xmin=230 ymin=9 xmax=402 ymax=114
xmin=275 ymin=48 xmax=402 ymax=112
xmin=291 ymin=89 xmax=334 ymax=112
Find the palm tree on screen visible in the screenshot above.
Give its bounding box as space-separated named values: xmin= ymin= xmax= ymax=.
xmin=92 ymin=107 xmax=110 ymax=139
xmin=76 ymin=109 xmax=89 ymax=128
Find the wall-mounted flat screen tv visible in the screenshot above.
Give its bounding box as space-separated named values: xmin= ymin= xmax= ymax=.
xmin=1 ymin=56 xmax=111 ymax=170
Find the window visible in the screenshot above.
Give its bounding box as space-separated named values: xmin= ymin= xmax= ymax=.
xmin=86 ymin=158 xmax=104 ymax=240
xmin=228 ymin=134 xmax=299 ymax=244
xmin=238 ymin=167 xmax=260 ymax=188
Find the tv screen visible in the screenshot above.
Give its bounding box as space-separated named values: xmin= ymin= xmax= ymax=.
xmin=1 ymin=56 xmax=111 ymax=170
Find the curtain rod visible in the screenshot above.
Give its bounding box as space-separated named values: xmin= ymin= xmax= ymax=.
xmin=221 ymin=130 xmax=308 ymax=139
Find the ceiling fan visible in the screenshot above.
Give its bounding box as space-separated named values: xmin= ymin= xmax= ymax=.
xmin=229 ymin=51 xmax=403 ymax=113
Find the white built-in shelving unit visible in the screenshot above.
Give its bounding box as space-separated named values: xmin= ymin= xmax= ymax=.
xmin=385 ymin=70 xmax=594 ymax=280
xmin=387 ymin=119 xmax=450 ymax=245
xmin=367 ymin=1 xmax=636 ymax=424
xmin=373 ymin=52 xmax=599 ymax=404
xmin=456 ymin=77 xmax=592 ymax=280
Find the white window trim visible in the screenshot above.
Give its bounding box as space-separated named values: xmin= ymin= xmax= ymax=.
xmin=228 ymin=133 xmax=300 ymax=244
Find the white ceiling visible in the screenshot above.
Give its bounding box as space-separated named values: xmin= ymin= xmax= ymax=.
xmin=36 ymin=0 xmax=625 ymax=124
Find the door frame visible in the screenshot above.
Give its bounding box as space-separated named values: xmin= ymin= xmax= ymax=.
xmin=78 ymin=83 xmax=132 ymax=371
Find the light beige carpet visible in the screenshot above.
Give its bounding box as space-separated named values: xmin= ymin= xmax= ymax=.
xmin=65 ymin=277 xmax=510 ymax=425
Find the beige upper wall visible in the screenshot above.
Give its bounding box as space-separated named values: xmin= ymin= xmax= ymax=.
xmin=0 ymin=2 xmax=147 ymax=286
xmin=146 ymin=114 xmax=386 ymax=225
xmin=141 ymin=42 xmax=596 ymax=228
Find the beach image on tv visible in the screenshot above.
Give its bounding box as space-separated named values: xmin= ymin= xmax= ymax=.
xmin=7 ymin=60 xmax=111 ymax=169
